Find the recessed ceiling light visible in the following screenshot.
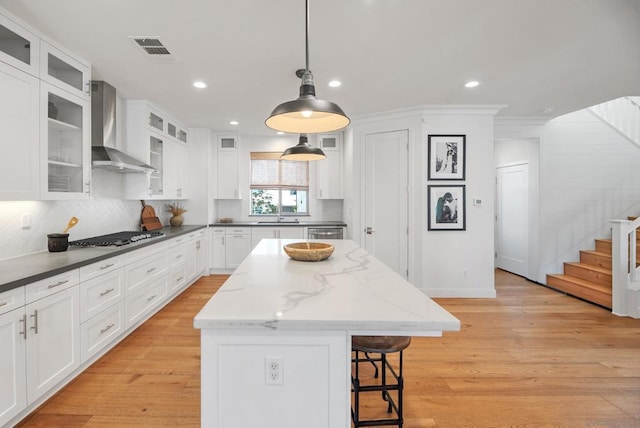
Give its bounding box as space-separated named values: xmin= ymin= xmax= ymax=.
xmin=229 ymin=120 xmax=239 ymax=125
xmin=328 ymin=80 xmax=341 ymax=88
xmin=464 ymin=80 xmax=480 ymax=88
xmin=193 ymin=81 xmax=207 ymax=89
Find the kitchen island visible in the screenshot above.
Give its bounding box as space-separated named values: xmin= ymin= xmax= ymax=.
xmin=194 ymin=239 xmax=460 ymax=428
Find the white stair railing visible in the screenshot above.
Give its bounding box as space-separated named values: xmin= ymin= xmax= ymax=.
xmin=589 ymin=96 xmax=640 ymax=148
xmin=610 ymin=217 xmax=640 ymax=318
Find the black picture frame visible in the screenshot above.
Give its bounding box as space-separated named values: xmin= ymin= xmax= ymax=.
xmin=428 ymin=185 xmax=466 ymax=231
xmin=427 ymin=134 xmax=466 ymax=180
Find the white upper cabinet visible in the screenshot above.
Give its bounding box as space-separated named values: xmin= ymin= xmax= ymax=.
xmin=0 ymin=13 xmax=39 ymax=76
xmin=124 ymin=101 xmax=188 ymax=200
xmin=316 ymin=133 xmax=343 ymax=199
xmin=0 ymin=61 xmax=40 ymax=200
xmin=40 ymin=82 xmax=91 ymax=199
xmin=39 ymin=41 xmax=91 ymax=100
xmin=215 ymin=134 xmax=240 ymax=199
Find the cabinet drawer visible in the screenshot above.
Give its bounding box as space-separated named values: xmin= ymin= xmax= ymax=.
xmin=168 ymin=245 xmax=186 ymax=266
xmin=169 ymin=264 xmax=187 ymax=294
xmin=0 ymin=286 xmax=25 ymax=315
xmin=225 ymin=227 xmax=251 ymax=235
xmin=26 ymin=269 xmax=79 ymax=303
xmin=80 ymin=300 xmax=124 ymax=362
xmin=79 ymin=269 xmax=124 ymax=323
xmin=79 ymin=255 xmax=123 ymax=282
xmin=210 ymin=227 xmax=225 ymax=235
xmin=125 ymin=279 xmax=168 ymax=329
xmin=187 ymin=229 xmax=206 ymax=240
xmin=125 ymin=252 xmax=168 ymax=293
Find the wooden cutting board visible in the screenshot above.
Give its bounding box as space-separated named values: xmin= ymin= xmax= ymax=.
xmin=140 ymin=200 xmax=163 ymax=231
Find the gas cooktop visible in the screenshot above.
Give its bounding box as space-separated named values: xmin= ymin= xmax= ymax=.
xmin=69 ymin=231 xmax=164 ymax=247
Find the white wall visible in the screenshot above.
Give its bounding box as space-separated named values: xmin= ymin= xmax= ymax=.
xmin=537 ymin=109 xmax=640 ymax=279
xmin=0 ymin=170 xmax=170 ymax=260
xmin=213 ymin=134 xmax=343 ymax=223
xmin=346 ymin=106 xmax=501 ymax=298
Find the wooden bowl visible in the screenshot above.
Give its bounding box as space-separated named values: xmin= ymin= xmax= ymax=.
xmin=283 ymin=242 xmax=335 ymax=261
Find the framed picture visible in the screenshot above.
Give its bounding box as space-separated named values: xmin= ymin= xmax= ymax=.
xmin=427 ymin=134 xmax=466 ymax=180
xmin=428 ymin=185 xmax=466 ymax=231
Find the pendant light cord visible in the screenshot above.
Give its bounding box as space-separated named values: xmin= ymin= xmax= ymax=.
xmin=305 ymin=0 xmax=310 ymax=73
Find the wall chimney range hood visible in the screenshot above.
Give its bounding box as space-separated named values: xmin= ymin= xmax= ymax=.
xmin=91 ymin=81 xmax=156 ymax=174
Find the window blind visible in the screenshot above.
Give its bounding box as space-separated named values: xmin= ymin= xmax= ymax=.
xmin=250 ymin=152 xmax=308 ymax=189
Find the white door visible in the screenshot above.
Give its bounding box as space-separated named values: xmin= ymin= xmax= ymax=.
xmin=363 ymin=130 xmax=409 ymax=277
xmin=496 ymin=163 xmax=529 ymax=277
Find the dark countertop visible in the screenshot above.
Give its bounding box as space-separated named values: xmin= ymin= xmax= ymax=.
xmin=210 ymin=221 xmax=347 ymax=227
xmin=0 ymin=225 xmax=207 ymax=294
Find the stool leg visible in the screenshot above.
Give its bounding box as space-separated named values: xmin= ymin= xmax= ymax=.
xmin=364 ymin=352 xmax=379 ymax=378
xmin=398 ymin=349 xmax=404 ymax=427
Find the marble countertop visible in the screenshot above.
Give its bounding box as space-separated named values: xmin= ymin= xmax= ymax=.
xmin=194 ymin=239 xmax=460 ymax=334
xmin=0 ymin=225 xmax=206 ymax=293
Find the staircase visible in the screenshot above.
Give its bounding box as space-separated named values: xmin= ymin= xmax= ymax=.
xmin=588 ymin=96 xmax=640 ymax=148
xmin=546 ymin=220 xmax=640 ymax=309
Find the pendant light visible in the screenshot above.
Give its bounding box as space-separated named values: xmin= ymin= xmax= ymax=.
xmin=281 ymin=134 xmax=326 ymax=161
xmin=266 ymin=0 xmax=350 ymax=135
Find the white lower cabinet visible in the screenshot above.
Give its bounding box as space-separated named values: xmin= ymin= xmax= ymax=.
xmin=80 ymin=300 xmax=124 ymax=362
xmin=125 ymin=278 xmax=168 ymax=328
xmin=0 ymin=307 xmax=27 ymax=426
xmin=251 ymin=226 xmax=304 ymax=249
xmin=1 ymin=229 xmax=206 ymax=426
xmin=210 ymin=228 xmax=226 ymax=269
xmin=25 ymin=285 xmax=80 ymax=403
xmin=210 ymin=227 xmax=252 ymax=270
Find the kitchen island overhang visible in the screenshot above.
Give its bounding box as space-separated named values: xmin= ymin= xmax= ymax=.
xmin=194 ymin=239 xmax=460 ymax=428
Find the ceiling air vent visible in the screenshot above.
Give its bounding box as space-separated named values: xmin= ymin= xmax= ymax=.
xmin=129 ymin=36 xmax=178 ymax=63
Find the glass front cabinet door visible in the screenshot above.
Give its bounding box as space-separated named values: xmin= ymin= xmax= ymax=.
xmin=0 ymin=13 xmax=39 ymax=76
xmin=40 ymin=41 xmax=91 ymax=100
xmin=41 ymin=82 xmax=90 ymax=199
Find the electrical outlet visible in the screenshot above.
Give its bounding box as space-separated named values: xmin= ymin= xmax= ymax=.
xmin=265 ymin=357 xmax=283 ymax=385
xmin=21 ymin=214 xmax=31 ymax=229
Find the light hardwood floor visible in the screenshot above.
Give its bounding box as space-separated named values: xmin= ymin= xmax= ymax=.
xmin=18 ymin=270 xmax=640 ymax=427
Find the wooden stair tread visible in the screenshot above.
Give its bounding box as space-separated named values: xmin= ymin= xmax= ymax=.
xmin=564 ymin=262 xmax=611 ymax=274
xmin=580 ymin=249 xmax=611 ymax=256
xmin=547 ymin=274 xmax=612 ymax=293
xmin=546 ymin=274 xmax=612 ymax=308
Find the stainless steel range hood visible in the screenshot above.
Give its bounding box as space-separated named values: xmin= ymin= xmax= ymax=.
xmin=91 ymin=81 xmax=156 ymax=174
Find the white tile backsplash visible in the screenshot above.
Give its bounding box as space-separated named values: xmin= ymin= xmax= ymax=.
xmin=0 ymin=170 xmax=171 ymax=261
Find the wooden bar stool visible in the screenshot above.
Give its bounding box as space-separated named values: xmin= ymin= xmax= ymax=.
xmin=351 ymin=336 xmax=411 ymax=427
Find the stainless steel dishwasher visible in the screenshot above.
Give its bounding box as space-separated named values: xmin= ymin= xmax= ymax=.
xmin=307 ymin=227 xmax=343 ymax=240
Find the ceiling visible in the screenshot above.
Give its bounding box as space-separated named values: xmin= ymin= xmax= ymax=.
xmin=2 ymin=0 xmax=640 ymax=136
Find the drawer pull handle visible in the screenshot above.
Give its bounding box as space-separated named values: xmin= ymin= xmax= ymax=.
xmin=100 ymin=323 xmax=115 ymax=334
xmin=100 ymin=288 xmax=115 ymax=297
xmin=176 ymin=276 xmax=184 ymax=283
xmin=147 ymin=294 xmax=157 ymax=302
xmin=48 ymin=279 xmax=69 ymax=289
xmin=147 ymin=267 xmax=157 ymax=274
xmin=30 ymin=310 xmax=38 ymax=334
xmin=0 ymin=302 xmax=6 ymax=308
xmin=100 ymin=263 xmax=115 ymax=270
xmin=20 ymin=314 xmax=27 ymax=340
xmin=176 ymin=254 xmax=183 ymax=259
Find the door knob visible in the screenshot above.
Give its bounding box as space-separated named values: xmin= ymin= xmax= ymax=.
xmin=365 ymin=227 xmax=374 ymax=235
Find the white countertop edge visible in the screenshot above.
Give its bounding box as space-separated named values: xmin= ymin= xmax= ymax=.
xmin=193 ymin=318 xmax=460 ymax=332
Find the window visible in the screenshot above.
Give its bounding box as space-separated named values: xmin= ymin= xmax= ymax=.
xmin=250 ymin=152 xmax=308 ymax=215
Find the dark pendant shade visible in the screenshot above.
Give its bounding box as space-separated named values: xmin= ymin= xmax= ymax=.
xmin=281 ymin=134 xmax=326 ymax=161
xmin=266 ymin=0 xmax=349 ymax=134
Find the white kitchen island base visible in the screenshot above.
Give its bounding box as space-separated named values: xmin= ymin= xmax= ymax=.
xmin=195 ymin=240 xmax=460 ymax=428
xmin=201 ymin=330 xmax=349 ymax=427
